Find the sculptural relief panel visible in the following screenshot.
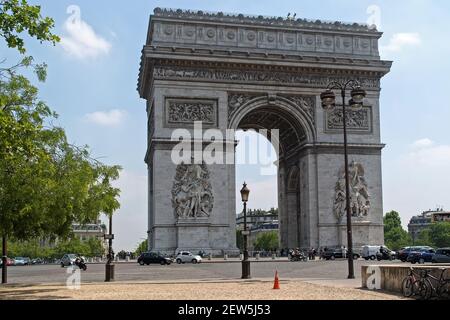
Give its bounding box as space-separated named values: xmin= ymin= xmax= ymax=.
xmin=333 ymin=161 xmax=370 ymax=220
xmin=325 ymin=106 xmax=372 ymax=133
xmin=165 ymin=98 xmax=218 ymax=127
xmin=172 ymin=163 xmax=214 ymax=219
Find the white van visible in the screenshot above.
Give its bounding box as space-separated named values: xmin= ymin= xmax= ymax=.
xmin=362 ymin=245 xmax=381 ymax=260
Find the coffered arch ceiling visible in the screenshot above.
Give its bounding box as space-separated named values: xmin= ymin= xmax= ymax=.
xmin=237 ymin=106 xmax=308 ymax=159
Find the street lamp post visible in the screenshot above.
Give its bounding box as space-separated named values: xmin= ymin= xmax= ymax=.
xmin=2 ymin=236 xmax=7 ymax=284
xmin=240 ymin=182 xmax=251 ymax=279
xmin=105 ymin=214 xmax=115 ymax=282
xmin=320 ymin=80 xmax=366 ymax=280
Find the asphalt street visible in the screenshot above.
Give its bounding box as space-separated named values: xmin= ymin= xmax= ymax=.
xmin=3 ymin=259 xmax=410 ymax=285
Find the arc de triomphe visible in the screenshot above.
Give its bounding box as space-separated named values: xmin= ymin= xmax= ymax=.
xmin=137 ymin=8 xmax=392 ymax=254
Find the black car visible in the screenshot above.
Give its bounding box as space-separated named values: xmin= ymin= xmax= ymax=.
xmin=322 ymin=248 xmax=360 ymax=260
xmin=138 ymin=252 xmax=172 ymax=265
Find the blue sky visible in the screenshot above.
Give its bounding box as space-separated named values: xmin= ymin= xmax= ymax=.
xmin=2 ymin=0 xmax=450 ymax=250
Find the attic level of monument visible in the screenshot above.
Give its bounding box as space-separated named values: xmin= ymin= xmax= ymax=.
xmin=146 ymin=8 xmax=383 ymax=59
xmin=151 ymin=8 xmax=380 ymax=34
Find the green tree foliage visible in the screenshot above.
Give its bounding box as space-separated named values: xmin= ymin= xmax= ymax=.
xmin=8 ymin=237 xmax=105 ymax=259
xmin=135 ymin=239 xmax=148 ymax=255
xmin=0 ymin=0 xmax=60 ymax=54
xmin=417 ymin=222 xmax=450 ymax=248
xmin=253 ymin=231 xmax=279 ymax=251
xmin=0 ymin=61 xmax=121 ymax=242
xmin=383 ymin=210 xmax=411 ymax=250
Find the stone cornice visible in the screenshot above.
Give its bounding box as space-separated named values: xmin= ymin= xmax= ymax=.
xmin=138 ymin=54 xmax=389 ymax=98
xmin=152 ymin=8 xmax=380 ymax=34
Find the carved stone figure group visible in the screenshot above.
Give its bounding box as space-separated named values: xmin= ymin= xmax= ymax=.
xmin=172 ymin=162 xmax=214 ymax=218
xmin=333 ymin=161 xmax=370 ymax=219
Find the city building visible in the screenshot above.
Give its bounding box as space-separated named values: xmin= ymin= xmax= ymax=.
xmin=408 ymin=208 xmax=450 ymax=242
xmin=236 ymin=209 xmax=278 ymax=231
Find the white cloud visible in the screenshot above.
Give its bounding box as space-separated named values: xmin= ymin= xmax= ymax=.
xmin=412 ymin=138 xmax=435 ymax=149
xmin=60 ymin=5 xmax=112 ymax=59
xmin=381 ymin=33 xmax=421 ymax=53
xmin=84 ymin=109 xmax=127 ymax=126
xmin=383 ymin=139 xmax=450 ymax=227
xmin=407 ymin=139 xmax=450 ymax=167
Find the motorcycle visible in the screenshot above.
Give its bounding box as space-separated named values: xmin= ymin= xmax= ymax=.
xmin=288 ymin=250 xmax=308 ymax=262
xmin=74 ymin=256 xmax=87 ymax=271
xmin=376 ymin=249 xmax=393 ymax=261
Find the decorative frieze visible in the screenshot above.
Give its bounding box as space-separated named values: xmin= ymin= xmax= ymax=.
xmin=325 ymin=106 xmax=371 ymax=133
xmin=154 ymin=66 xmax=380 ymax=90
xmin=165 ymin=98 xmax=218 ymax=127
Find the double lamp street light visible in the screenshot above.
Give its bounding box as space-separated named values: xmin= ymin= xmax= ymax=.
xmin=320 ymin=80 xmax=367 ymax=279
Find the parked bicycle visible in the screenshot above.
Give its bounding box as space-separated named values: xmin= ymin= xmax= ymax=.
xmin=401 ymin=267 xmax=430 ymax=299
xmin=402 ymin=267 xmax=450 ymax=300
xmin=419 ymin=268 xmax=449 ymax=300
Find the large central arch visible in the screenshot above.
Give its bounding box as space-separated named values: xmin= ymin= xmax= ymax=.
xmin=230 ymin=96 xmax=314 ymax=248
xmin=138 ymin=8 xmax=392 ymax=254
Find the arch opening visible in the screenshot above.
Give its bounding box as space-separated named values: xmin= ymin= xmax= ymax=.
xmin=234 ymin=104 xmax=310 ymax=251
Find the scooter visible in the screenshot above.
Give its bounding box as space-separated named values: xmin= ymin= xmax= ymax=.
xmin=74 ymin=257 xmax=87 ymax=271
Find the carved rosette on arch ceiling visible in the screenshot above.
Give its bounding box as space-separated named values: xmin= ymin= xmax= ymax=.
xmin=333 ymin=161 xmax=370 ymax=220
xmin=172 ymin=162 xmax=214 ymax=219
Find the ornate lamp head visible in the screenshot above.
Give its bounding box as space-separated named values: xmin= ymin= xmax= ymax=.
xmin=240 ymin=182 xmax=250 ymax=202
xmin=320 ymin=89 xmax=336 ymax=110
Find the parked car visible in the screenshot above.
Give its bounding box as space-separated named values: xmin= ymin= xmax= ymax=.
xmin=407 ymin=247 xmax=436 ymax=264
xmin=0 ymin=258 xmax=15 ymax=268
xmin=322 ymin=248 xmax=359 ymax=260
xmin=397 ymin=246 xmax=434 ymax=262
xmin=138 ymin=252 xmax=172 ymax=265
xmin=60 ymin=254 xmax=78 ymax=267
xmin=432 ymin=248 xmax=450 ymax=263
xmin=175 ymin=251 xmax=203 ymax=264
xmin=13 ymin=257 xmax=28 ymax=266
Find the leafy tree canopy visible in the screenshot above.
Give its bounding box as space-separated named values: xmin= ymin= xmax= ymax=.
xmin=253 ymin=231 xmax=279 ymax=251
xmin=0 ymin=0 xmax=60 ymax=54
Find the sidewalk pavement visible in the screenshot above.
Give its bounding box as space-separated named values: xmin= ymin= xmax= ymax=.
xmin=0 ymin=277 xmax=407 ymax=300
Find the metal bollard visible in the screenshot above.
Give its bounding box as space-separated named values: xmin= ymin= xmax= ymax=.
xmin=272 ymin=253 xmax=276 ymax=260
xmin=224 ymin=254 xmax=228 ymax=260
xmin=256 ymin=253 xmax=260 ymax=260
xmin=208 ymin=253 xmax=212 ymax=260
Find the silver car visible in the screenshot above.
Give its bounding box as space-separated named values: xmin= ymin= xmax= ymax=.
xmin=60 ymin=254 xmax=78 ymax=267
xmin=175 ymin=251 xmax=202 ymax=264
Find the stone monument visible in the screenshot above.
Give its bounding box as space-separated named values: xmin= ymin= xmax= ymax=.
xmin=137 ymin=8 xmax=392 ymax=254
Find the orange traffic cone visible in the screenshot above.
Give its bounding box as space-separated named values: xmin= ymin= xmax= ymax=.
xmin=273 ymin=270 xmax=280 ymax=289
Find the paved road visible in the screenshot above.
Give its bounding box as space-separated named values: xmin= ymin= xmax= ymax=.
xmin=3 ymin=259 xmax=411 ymax=285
